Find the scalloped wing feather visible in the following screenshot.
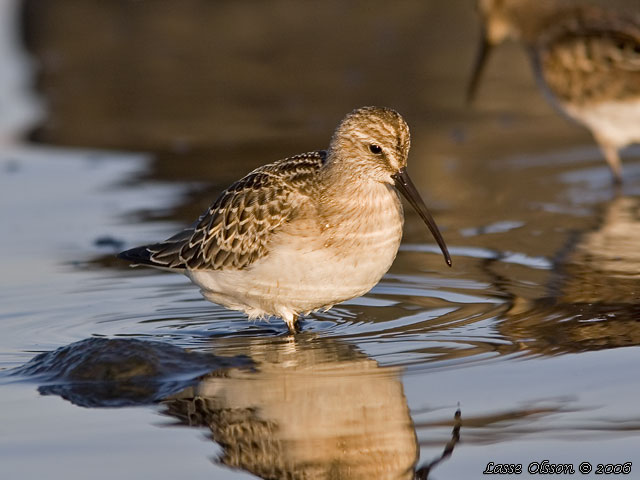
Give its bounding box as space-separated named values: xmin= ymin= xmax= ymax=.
xmin=538 ymin=10 xmax=640 ymax=103
xmin=144 ymin=151 xmax=326 ymax=271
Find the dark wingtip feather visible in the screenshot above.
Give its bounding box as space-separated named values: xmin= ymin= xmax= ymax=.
xmin=117 ymin=245 xmax=154 ymax=266
xmin=118 ymin=242 xmax=188 ymax=270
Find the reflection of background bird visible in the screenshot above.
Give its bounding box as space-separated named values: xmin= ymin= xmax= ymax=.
xmin=163 ymin=334 xmax=419 ymax=480
xmin=499 ymin=196 xmax=640 ymax=354
xmin=560 ymin=195 xmax=640 ymax=302
xmin=119 ymin=107 xmax=450 ymax=333
xmin=468 ymin=0 xmax=640 ymax=183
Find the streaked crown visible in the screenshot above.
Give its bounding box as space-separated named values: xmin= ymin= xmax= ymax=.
xmin=328 ymin=106 xmax=411 ymax=183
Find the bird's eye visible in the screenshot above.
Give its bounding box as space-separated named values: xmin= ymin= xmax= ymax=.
xmin=369 ymin=144 xmax=383 ymax=154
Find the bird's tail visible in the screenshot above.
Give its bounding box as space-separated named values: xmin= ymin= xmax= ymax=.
xmin=118 ymin=228 xmax=193 ymax=270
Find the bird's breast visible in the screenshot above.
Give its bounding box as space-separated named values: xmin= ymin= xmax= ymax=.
xmin=319 ymin=183 xmax=404 ymax=256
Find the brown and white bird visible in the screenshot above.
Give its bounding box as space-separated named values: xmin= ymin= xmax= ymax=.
xmin=468 ymin=0 xmax=640 ymax=183
xmin=119 ymin=107 xmax=451 ymax=333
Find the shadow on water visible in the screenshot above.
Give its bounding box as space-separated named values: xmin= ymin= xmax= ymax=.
xmin=9 ymin=334 xmax=462 ymax=479
xmin=11 ymin=337 xmax=253 ymax=408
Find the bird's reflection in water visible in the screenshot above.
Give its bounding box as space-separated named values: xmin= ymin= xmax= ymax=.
xmin=15 ymin=334 xmax=460 ymax=479
xmin=500 ymin=195 xmax=640 ymax=354
xmin=561 ymin=196 xmax=640 ymax=304
xmin=164 ymin=333 xmax=427 ymax=479
xmin=414 ymin=409 xmax=461 ymax=480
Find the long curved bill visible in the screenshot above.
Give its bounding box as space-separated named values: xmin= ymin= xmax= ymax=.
xmin=466 ymin=32 xmax=492 ymax=105
xmin=392 ymin=167 xmax=452 ymax=267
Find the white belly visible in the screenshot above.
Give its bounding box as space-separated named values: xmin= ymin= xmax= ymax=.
xmin=564 ymin=99 xmax=640 ymax=148
xmin=188 ymin=183 xmax=404 ymax=320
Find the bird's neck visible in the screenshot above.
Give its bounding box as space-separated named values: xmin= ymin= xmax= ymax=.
xmin=317 ymin=160 xmax=401 ymax=229
xmin=319 ymin=153 xmax=375 ymax=197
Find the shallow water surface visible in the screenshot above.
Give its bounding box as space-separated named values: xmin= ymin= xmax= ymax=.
xmin=2 ymin=1 xmax=640 ymax=479
xmin=3 ymin=139 xmax=640 ymax=479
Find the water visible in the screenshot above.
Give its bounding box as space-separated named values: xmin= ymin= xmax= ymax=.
xmin=2 ymin=1 xmax=640 ymax=479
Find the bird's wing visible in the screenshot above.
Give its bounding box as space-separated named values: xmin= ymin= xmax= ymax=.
xmin=536 ymin=8 xmax=640 ymax=104
xmin=119 ymin=151 xmax=326 ymax=271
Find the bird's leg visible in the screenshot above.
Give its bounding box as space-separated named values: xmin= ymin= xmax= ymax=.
xmin=291 ymin=315 xmax=301 ymax=334
xmin=284 ymin=313 xmax=301 ymax=334
xmin=597 ymin=138 xmax=623 ymax=185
